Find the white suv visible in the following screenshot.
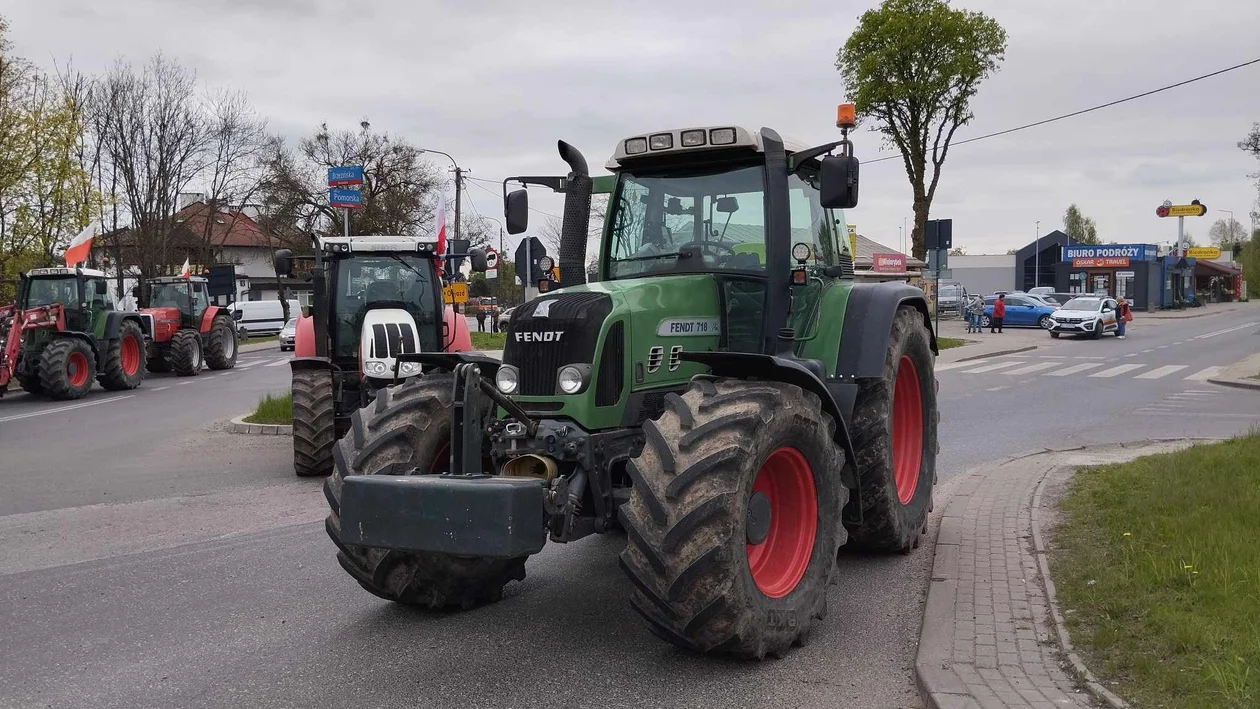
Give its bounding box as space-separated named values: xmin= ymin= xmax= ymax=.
xmin=1048 ymin=295 xmax=1119 ymax=339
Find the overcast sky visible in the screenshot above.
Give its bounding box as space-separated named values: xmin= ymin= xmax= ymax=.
xmin=8 ymin=0 xmax=1260 ymax=256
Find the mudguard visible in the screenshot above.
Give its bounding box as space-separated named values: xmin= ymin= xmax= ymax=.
xmin=290 ymin=356 xmax=336 ymax=373
xmin=102 ymin=311 xmax=146 ymax=340
xmin=443 ymin=305 xmax=472 ymax=352
xmin=199 ymin=305 xmax=224 ymax=333
xmin=293 ymin=313 xmax=316 ymax=357
xmin=836 ymin=282 xmax=937 ymax=380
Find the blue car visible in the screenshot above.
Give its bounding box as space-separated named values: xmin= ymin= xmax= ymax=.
xmin=982 ymin=294 xmax=1058 ymax=330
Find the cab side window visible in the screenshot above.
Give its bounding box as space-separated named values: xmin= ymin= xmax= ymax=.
xmin=192 ymin=281 xmax=210 ymax=315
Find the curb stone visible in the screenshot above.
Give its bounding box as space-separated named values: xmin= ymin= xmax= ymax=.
xmin=947 ymin=345 xmax=1039 ymax=364
xmin=1207 ymin=376 xmax=1260 ymax=391
xmin=228 ymin=414 xmax=291 ymax=436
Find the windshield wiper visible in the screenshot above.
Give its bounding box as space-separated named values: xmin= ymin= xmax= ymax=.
xmin=614 ymin=253 xmax=681 ymax=264
xmin=386 ymin=254 xmax=429 ymax=281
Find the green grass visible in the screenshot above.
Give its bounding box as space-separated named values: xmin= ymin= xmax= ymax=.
xmin=1050 ymin=433 xmax=1260 ymax=708
xmin=241 ymin=333 xmax=277 ymax=344
xmin=244 ymin=392 xmax=292 ymax=425
xmin=937 ymin=336 xmax=966 ymax=350
xmin=470 ymin=331 xmax=506 ymax=350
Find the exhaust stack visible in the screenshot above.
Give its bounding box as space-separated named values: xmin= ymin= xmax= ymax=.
xmin=556 ymin=140 xmax=591 ymax=287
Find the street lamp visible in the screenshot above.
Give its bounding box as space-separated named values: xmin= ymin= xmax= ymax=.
xmin=418 ymin=147 xmax=464 ymax=242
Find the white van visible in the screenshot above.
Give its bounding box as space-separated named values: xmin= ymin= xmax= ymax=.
xmin=229 ymin=299 xmax=300 ymax=337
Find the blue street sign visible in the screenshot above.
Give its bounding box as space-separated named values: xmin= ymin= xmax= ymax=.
xmin=329 ymin=188 xmax=363 ymax=209
xmin=327 ymin=166 xmax=364 ymax=187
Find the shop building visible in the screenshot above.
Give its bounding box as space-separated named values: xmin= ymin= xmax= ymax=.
xmin=1054 ymin=243 xmax=1161 ymax=310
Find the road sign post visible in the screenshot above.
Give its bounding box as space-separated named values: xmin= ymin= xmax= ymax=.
xmin=485 ymin=247 xmax=499 ymax=280
xmin=1156 ymin=200 xmax=1206 ymax=304
xmin=328 ymin=166 xmax=364 ymax=237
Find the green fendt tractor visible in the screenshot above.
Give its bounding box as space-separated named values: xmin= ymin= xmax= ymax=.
xmin=324 ymin=109 xmax=938 ymax=658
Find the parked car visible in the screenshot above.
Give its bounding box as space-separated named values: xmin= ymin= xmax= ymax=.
xmin=1023 ymin=293 xmax=1061 ymax=309
xmin=1046 ymin=296 xmax=1120 ymax=339
xmin=1028 ymin=286 xmax=1055 ymax=297
xmin=497 ymin=306 xmax=515 ymax=329
xmin=229 ymin=299 xmax=300 ymax=337
xmin=279 ymin=317 xmax=298 ymax=351
xmin=982 ymin=294 xmax=1059 ymax=329
xmin=1040 ymin=292 xmax=1077 ymax=305
xmin=936 ymin=281 xmax=969 ymax=315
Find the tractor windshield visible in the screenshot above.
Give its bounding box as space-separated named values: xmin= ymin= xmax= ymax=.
xmin=150 ymin=282 xmax=190 ymax=309
xmin=333 ymin=254 xmax=438 ymax=358
xmin=22 ymin=277 xmax=79 ymax=308
xmin=606 ymin=162 xmax=842 ymax=280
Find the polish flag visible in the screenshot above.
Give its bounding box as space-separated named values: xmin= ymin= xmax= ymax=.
xmin=64 ymin=221 xmax=99 ymax=267
xmin=178 ymin=257 xmax=191 ymax=279
xmin=435 ymin=200 xmax=447 ymax=277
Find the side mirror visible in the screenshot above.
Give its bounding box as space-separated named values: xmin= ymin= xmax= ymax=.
xmin=820 ymin=155 xmax=860 ymax=209
xmin=273 ymin=249 xmax=294 ymax=277
xmin=505 ymin=189 xmax=529 ymax=235
xmin=468 ymin=247 xmax=489 ymax=273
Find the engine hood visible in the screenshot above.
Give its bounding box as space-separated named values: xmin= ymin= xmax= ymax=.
xmin=1053 ymin=308 xmax=1101 ymax=319
xmin=360 ymin=308 xmax=423 ymax=379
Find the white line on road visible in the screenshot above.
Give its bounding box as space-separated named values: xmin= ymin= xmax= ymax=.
xmin=1090 ymin=364 xmax=1146 ymax=378
xmin=263 ymin=358 xmax=291 ymax=367
xmin=1045 ymin=362 xmax=1105 ymax=376
xmin=1195 ymin=322 xmax=1259 ymax=339
xmin=151 ymin=386 xmax=170 ymax=391
xmin=1135 ymin=365 xmax=1189 ymax=380
xmin=1123 ymin=353 xmax=1139 ymax=357
xmin=935 ymin=358 xmax=1024 ymax=372
xmin=1003 ymin=361 xmax=1061 ymax=376
xmin=1174 ymin=341 xmax=1184 ymax=345
xmin=1185 ymin=390 xmax=1217 ymax=394
xmin=0 ymin=395 xmax=135 ymax=423
xmin=236 ymin=360 xmax=264 ymax=368
xmin=1073 ymin=356 xmax=1107 ymax=360
xmin=1140 ymin=349 xmax=1154 ymax=354
xmin=1037 ymin=355 xmax=1068 ymax=359
xmin=1185 ymin=366 xmax=1224 ymax=381
xmin=1157 ymin=345 xmax=1169 ymax=349
xmin=961 ymin=360 xmax=1028 ymax=374
xmin=1139 ymin=411 xmax=1260 ymax=418
xmin=985 ymin=385 xmax=1009 ymax=392
xmin=176 ymin=381 xmax=195 ymax=386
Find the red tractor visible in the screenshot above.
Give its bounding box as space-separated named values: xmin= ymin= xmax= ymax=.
xmin=271 ymin=235 xmax=486 ymax=476
xmin=140 ymin=275 xmax=238 ymax=376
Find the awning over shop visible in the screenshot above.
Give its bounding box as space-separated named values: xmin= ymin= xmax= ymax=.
xmin=1193 ymin=259 xmax=1242 ymax=277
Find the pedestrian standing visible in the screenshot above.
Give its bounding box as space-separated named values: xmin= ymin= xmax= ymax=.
xmin=990 ymin=294 xmax=1006 ymax=333
xmin=1116 ymin=296 xmax=1132 ymax=339
xmin=475 ymin=306 xmax=487 ymax=333
xmin=966 ymin=295 xmax=984 ymax=333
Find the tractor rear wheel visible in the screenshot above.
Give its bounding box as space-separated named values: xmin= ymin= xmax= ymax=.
xmin=292 ymin=367 xmax=336 ymax=477
xmin=846 ymin=306 xmax=937 ymax=553
xmin=170 ymin=329 xmax=202 ymax=376
xmin=99 ymin=320 xmax=146 ymax=391
xmin=38 ymin=338 xmax=97 ymax=400
xmin=324 ymin=372 xmax=529 ymax=608
xmin=619 ymin=378 xmax=846 ymax=658
xmin=203 ymin=313 xmax=237 ymax=370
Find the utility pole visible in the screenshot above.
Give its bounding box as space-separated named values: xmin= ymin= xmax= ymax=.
xmin=452 ymin=166 xmax=463 ymax=243
xmin=1034 ymin=220 xmax=1040 ymax=288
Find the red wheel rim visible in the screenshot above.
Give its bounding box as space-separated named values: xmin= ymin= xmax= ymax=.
xmin=746 ymin=447 xmax=818 ymax=599
xmin=892 ymin=355 xmax=924 ymax=505
xmin=120 ymin=336 xmax=140 ymax=376
xmin=67 ymin=351 xmax=89 ymax=387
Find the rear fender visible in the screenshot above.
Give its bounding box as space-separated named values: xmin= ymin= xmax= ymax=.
xmin=294 ymin=313 xmax=316 ymax=357
xmin=290 ymin=356 xmax=335 ymax=374
xmin=443 ymin=305 xmax=472 ymax=352
xmin=836 ymin=282 xmax=937 ymax=380
xmin=199 ymin=305 xmax=223 ymax=333
xmin=102 ymin=312 xmax=146 ymax=341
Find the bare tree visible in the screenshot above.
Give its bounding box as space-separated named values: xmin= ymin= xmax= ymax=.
xmin=191 ymin=88 xmax=269 ymax=267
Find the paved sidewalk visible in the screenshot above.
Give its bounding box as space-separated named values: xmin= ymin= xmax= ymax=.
xmin=915 ymin=442 xmax=1194 ymax=709
xmin=935 ymin=317 xmax=1044 ymax=365
xmin=1140 ymin=300 xmax=1253 ymax=320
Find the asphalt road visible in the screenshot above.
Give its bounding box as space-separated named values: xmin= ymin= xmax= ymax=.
xmin=2 ymin=308 xmax=1258 ymax=709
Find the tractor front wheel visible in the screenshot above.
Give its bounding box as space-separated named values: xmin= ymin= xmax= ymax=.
xmin=99 ymin=320 xmax=146 ymax=390
xmin=619 ymin=378 xmax=846 ymax=658
xmin=170 ymin=329 xmax=203 ymax=376
xmin=203 ymin=314 xmax=237 ymax=370
xmin=292 ymin=367 xmax=336 ymax=477
xmin=324 ymin=372 xmax=529 ymax=607
xmin=38 ymin=338 xmax=97 ymax=400
xmin=846 ymin=306 xmax=938 ymax=553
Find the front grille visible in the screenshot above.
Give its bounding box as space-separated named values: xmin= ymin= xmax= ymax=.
xmin=838 ymin=251 xmax=855 ymax=279
xmin=595 ymin=321 xmax=625 ymax=406
xmin=369 ymin=322 xmax=417 ymax=358
xmin=503 ymin=292 xmax=612 ymax=396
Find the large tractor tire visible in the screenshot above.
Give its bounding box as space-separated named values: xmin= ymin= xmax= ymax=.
xmin=324 ymin=373 xmax=529 ymax=607
xmin=291 ymin=367 xmax=336 ymax=477
xmin=170 ymin=329 xmax=203 ymax=376
xmin=203 ymin=313 xmax=238 ymax=370
xmin=846 ymin=306 xmax=938 ymax=553
xmin=38 ymin=337 xmax=97 ymax=400
xmin=619 ymin=378 xmax=847 ymax=658
xmin=99 ymin=320 xmax=146 ymax=391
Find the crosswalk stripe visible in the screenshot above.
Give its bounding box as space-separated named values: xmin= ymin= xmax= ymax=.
xmin=264 ymin=358 xmax=291 ymax=367
xmin=1184 ymin=366 xmax=1223 ymax=381
xmin=1135 ymin=365 xmax=1188 ymax=380
xmin=935 ymin=358 xmax=1023 ymax=372
xmin=960 ymin=360 xmax=1027 ymax=374
xmin=1090 ymin=364 xmax=1145 ymax=378
xmin=1044 ymin=362 xmax=1105 ymax=376
xmin=1003 ymin=361 xmax=1061 ymax=376
xmin=237 ymin=360 xmax=264 ymax=368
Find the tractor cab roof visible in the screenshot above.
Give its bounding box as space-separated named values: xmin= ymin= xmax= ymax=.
xmin=26 ymin=266 xmax=106 ymax=278
xmin=320 ymin=235 xmax=440 ymax=255
xmin=149 ymin=276 xmax=208 ymax=284
xmin=606 ymin=126 xmax=812 ymax=170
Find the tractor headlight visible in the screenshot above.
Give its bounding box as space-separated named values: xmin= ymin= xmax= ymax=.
xmin=557 ymin=364 xmax=591 ymax=395
xmin=365 ymin=360 xmax=388 ymax=376
xmin=496 ymin=365 xmax=519 ymax=395
xmin=397 ymin=360 xmax=423 ymax=376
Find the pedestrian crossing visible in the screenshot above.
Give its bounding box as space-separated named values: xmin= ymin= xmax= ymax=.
xmin=938 ymin=356 xmax=1226 ymax=382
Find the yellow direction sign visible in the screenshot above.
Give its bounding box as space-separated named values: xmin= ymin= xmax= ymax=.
xmin=443 ymin=282 xmax=468 ymax=304
xmin=846 ymin=224 xmax=858 ymax=258
xmin=1187 ymin=246 xmax=1221 ymax=259
xmin=1156 ymin=201 xmax=1207 ymax=218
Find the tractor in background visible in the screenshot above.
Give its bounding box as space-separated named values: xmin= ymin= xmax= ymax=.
xmin=323 ymin=108 xmax=939 ymax=658
xmin=271 ymin=235 xmax=487 ymax=477
xmin=0 ymin=267 xmax=148 ymax=400
xmin=140 ymin=275 xmax=238 ymax=376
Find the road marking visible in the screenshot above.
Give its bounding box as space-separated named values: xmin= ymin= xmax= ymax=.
xmin=0 ymin=395 xmax=135 ymax=423
xmin=264 ymin=358 xmax=291 ymax=367
xmin=935 ymin=358 xmax=1024 ymax=372
xmin=176 ymin=381 xmax=195 ymax=386
xmin=237 ymin=360 xmax=264 ymax=368
xmin=1003 ymin=361 xmax=1061 ymax=376
xmin=1123 ymin=353 xmax=1139 ymax=358
xmin=151 ymin=386 xmax=170 ymax=391
xmin=1173 ymin=341 xmax=1184 ymax=345
xmin=960 ymin=360 xmax=1028 ymax=374
xmin=1135 ymin=365 xmax=1189 ymax=380
xmin=1073 ymin=355 xmax=1107 ymax=360
xmin=1195 ymin=322 xmax=1259 ymax=339
xmin=1140 ymin=349 xmax=1154 ymax=354
xmin=1185 ymin=390 xmax=1216 ymax=394
xmin=1037 ymin=355 xmax=1068 ymax=359
xmin=1184 ymin=366 xmax=1223 ymax=381
xmin=1157 ymin=345 xmax=1169 ymax=349
xmin=1139 ymin=411 xmax=1260 ymax=419
xmin=985 ymin=385 xmax=1008 ymax=392
xmin=1089 ymin=364 xmax=1145 ymax=378
xmin=1045 ymin=362 xmax=1105 ymax=376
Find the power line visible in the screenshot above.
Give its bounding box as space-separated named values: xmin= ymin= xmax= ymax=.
xmin=864 ymin=56 xmax=1260 ymax=165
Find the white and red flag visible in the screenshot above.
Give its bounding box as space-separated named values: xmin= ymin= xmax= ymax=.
xmin=178 ymin=257 xmax=191 ymax=279
xmin=64 ymin=221 xmax=99 ymax=267
xmin=435 ymin=200 xmax=448 ymax=277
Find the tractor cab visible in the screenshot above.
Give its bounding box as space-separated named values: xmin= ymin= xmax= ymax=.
xmin=140 ymin=274 xmax=237 ymax=377
xmin=19 ymin=267 xmax=115 ymax=336
xmin=146 ymin=276 xmax=212 ymax=331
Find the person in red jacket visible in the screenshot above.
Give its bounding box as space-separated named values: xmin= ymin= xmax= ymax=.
xmin=990 ymin=294 xmax=1006 ymax=333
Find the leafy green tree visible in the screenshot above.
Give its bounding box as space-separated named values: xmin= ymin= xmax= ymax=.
xmin=948 ymin=247 xmax=965 ymax=256
xmin=836 ymin=0 xmax=1007 ymax=260
xmin=1063 ymin=204 xmax=1100 ymax=245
